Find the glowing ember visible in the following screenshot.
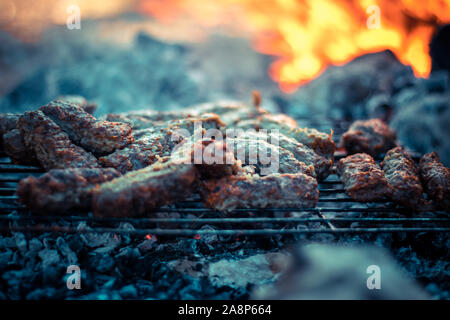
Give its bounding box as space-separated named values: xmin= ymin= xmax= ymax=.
xmin=194 ymin=234 xmax=201 ymax=240
xmin=145 ymin=234 xmax=152 ymax=240
xmin=140 ymin=0 xmax=450 ymax=91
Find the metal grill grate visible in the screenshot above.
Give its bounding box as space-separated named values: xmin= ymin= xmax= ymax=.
xmin=0 ymin=119 xmax=449 ymax=238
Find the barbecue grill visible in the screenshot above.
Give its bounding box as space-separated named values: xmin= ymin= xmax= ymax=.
xmin=1 ymin=119 xmax=448 ymax=239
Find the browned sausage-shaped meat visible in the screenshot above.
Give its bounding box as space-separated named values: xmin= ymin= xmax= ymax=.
xmin=17 ymin=168 xmax=121 ymax=213
xmin=419 ymin=152 xmax=450 ymax=211
xmin=381 ymin=147 xmax=427 ymax=210
xmin=340 ymin=118 xmax=396 ymax=157
xmin=17 ymin=111 xmax=100 ymax=170
xmin=40 ymin=100 xmax=134 ymax=155
xmin=337 ymin=153 xmax=392 ymax=202
xmin=200 ymin=172 xmax=319 ymax=212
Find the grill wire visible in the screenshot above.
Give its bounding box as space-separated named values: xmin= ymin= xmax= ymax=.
xmin=0 ymin=119 xmax=449 ymax=237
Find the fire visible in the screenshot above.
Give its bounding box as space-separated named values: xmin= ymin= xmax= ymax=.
xmin=140 ymin=0 xmax=450 ymax=91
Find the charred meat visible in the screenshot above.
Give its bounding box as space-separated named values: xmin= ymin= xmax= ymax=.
xmin=17 ymin=168 xmax=121 ymax=213
xmin=56 ymin=95 xmax=98 ymax=114
xmin=93 ymin=160 xmax=198 ymax=217
xmin=337 ymin=153 xmax=392 ymax=202
xmin=419 ymin=152 xmax=450 ymax=211
xmin=40 ymin=100 xmax=134 ymax=155
xmin=201 ymin=172 xmax=319 ymax=211
xmin=227 ymin=137 xmax=316 ymax=177
xmin=17 ymin=111 xmax=100 ymax=170
xmin=2 ymin=129 xmax=37 ymax=165
xmin=340 ymin=118 xmax=396 ymax=157
xmin=234 ymin=114 xmax=335 ymax=159
xmin=381 ymin=147 xmax=427 ymax=209
xmin=232 ymin=130 xmax=332 ymax=180
xmin=99 ymin=114 xmax=226 ymax=173
xmin=0 ymin=113 xmax=20 ymax=146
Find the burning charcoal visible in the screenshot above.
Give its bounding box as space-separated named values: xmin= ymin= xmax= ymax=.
xmin=94 ymin=254 xmax=115 ymax=274
xmin=17 ymin=110 xmax=100 ymax=170
xmin=234 ymin=114 xmax=335 ymax=159
xmin=56 ymin=95 xmax=98 ymax=114
xmin=337 ymin=153 xmax=392 ymax=202
xmin=40 ymin=100 xmax=134 ymax=155
xmin=56 ymin=237 xmax=78 ymax=265
xmin=340 ymin=118 xmax=397 ymax=157
xmin=26 ymin=288 xmax=58 ymax=300
xmin=201 ymin=172 xmax=319 ymax=211
xmin=93 ymin=159 xmax=198 ymax=217
xmin=2 ymin=129 xmax=38 ymax=165
xmin=208 ymin=253 xmax=288 ymax=289
xmin=252 ymin=244 xmax=430 ymax=299
xmin=381 ymin=147 xmax=429 ymax=210
xmin=17 ymin=168 xmax=121 ymax=214
xmin=119 ymin=285 xmax=138 ymax=299
xmin=419 ymin=152 xmax=450 ymax=211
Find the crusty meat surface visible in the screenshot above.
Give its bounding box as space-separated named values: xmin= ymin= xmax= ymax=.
xmin=227 ymin=137 xmax=316 ymax=177
xmin=337 ymin=153 xmax=392 ymax=202
xmin=340 ymin=118 xmax=396 ymax=157
xmin=40 ymin=100 xmax=134 ymax=155
xmin=17 ymin=111 xmax=100 ymax=170
xmin=17 ymin=168 xmax=121 ymax=213
xmin=234 ymin=114 xmax=335 ymax=159
xmin=92 ymin=160 xmax=198 ymax=217
xmin=2 ymin=129 xmax=37 ymax=165
xmin=171 ymin=137 xmax=241 ymax=179
xmin=233 ymin=130 xmax=332 ymax=180
xmin=419 ymin=152 xmax=450 ymax=211
xmin=0 ymin=113 xmax=20 ymax=146
xmin=56 ymin=96 xmax=97 ymax=114
xmin=381 ymin=147 xmax=427 ymax=209
xmin=99 ymin=114 xmax=226 ymax=173
xmin=200 ymin=172 xmax=319 ymax=211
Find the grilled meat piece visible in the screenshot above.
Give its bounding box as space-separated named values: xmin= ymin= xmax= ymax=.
xmin=0 ymin=113 xmax=20 ymax=146
xmin=337 ymin=153 xmax=392 ymax=202
xmin=99 ymin=114 xmax=226 ymax=173
xmin=93 ymin=160 xmax=198 ymax=217
xmin=232 ymin=130 xmax=332 ymax=180
xmin=419 ymin=152 xmax=450 ymax=211
xmin=381 ymin=147 xmax=427 ymax=209
xmin=172 ymin=137 xmax=241 ymax=179
xmin=56 ymin=95 xmax=97 ymax=114
xmin=226 ymin=137 xmax=315 ymax=177
xmin=2 ymin=129 xmax=37 ymax=165
xmin=340 ymin=118 xmax=396 ymax=157
xmin=17 ymin=168 xmax=121 ymax=213
xmin=17 ymin=111 xmax=100 ymax=170
xmin=234 ymin=114 xmax=335 ymax=159
xmin=40 ymin=100 xmax=134 ymax=155
xmin=201 ymin=172 xmax=319 ymax=211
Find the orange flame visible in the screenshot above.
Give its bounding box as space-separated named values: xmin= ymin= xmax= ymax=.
xmin=140 ymin=0 xmax=450 ymax=92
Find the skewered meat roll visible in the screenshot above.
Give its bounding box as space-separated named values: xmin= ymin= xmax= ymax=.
xmin=340 ymin=118 xmax=396 ymax=157
xmin=200 ymin=172 xmax=319 ymax=211
xmin=381 ymin=147 xmax=428 ymax=210
xmin=17 ymin=168 xmax=121 ymax=213
xmin=17 ymin=111 xmax=100 ymax=170
xmin=337 ymin=153 xmax=392 ymax=202
xmin=419 ymin=152 xmax=450 ymax=211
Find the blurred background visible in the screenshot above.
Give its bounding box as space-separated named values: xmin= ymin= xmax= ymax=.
xmin=0 ymin=0 xmax=449 ymax=163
